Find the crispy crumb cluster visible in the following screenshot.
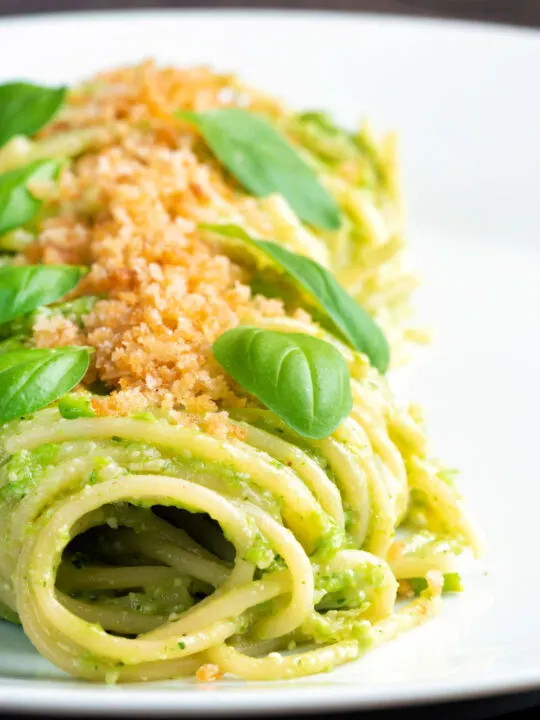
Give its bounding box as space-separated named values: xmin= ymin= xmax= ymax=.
xmin=29 ymin=63 xmax=311 ymax=423
xmin=196 ymin=663 xmax=223 ymax=683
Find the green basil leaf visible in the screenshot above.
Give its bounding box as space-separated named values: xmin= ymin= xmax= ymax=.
xmin=203 ymin=224 xmax=390 ymax=373
xmin=0 ymin=265 xmax=85 ymax=325
xmin=0 ymin=83 xmax=66 ymax=148
xmin=213 ymin=326 xmax=352 ymax=440
xmin=177 ymin=108 xmax=341 ymax=231
xmin=0 ymin=346 xmax=90 ymax=423
xmin=0 ymin=159 xmax=62 ymax=235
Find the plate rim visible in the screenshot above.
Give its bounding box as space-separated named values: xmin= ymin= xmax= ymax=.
xmin=0 ymin=6 xmax=539 ymax=39
xmin=2 ymin=666 xmax=540 ymax=717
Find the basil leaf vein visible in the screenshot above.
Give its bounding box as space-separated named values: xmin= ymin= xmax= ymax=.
xmin=177 ymin=108 xmax=341 ymax=231
xmin=213 ymin=326 xmax=352 ymax=440
xmin=0 ymin=265 xmax=85 ymax=325
xmin=203 ymin=224 xmax=390 ymax=373
xmin=0 ymin=159 xmax=62 ymax=236
xmin=0 ymin=347 xmax=91 ymax=423
xmin=0 ymin=82 xmax=66 ymax=148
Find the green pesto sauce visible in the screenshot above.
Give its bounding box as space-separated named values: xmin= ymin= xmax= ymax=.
xmin=315 ymin=562 xmax=385 ymax=611
xmin=408 ymin=572 xmax=463 ymax=595
xmin=129 ymin=412 xmax=157 ymax=422
xmin=305 ymin=610 xmax=373 ymax=645
xmin=243 ymin=532 xmax=275 ymax=569
xmin=0 ymin=443 xmax=60 ymax=502
xmin=312 ymin=515 xmax=346 ymax=560
xmin=437 ymin=468 xmax=460 ymax=486
xmin=75 ymin=578 xmax=194 ymax=616
xmin=58 ymin=395 xmax=95 ymax=419
xmin=0 ymin=602 xmax=20 ymax=625
xmin=286 ymin=111 xmax=382 ymax=189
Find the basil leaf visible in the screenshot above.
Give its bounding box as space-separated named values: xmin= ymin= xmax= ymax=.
xmin=177 ymin=109 xmax=341 ymax=231
xmin=213 ymin=326 xmax=352 ymax=440
xmin=0 ymin=82 xmax=66 ymax=148
xmin=204 ymin=224 xmax=390 ymax=373
xmin=0 ymin=346 xmax=90 ymax=423
xmin=0 ymin=159 xmax=62 ymax=235
xmin=0 ymin=265 xmax=85 ymax=325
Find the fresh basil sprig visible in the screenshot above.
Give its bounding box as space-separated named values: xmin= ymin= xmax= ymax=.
xmin=204 ymin=224 xmax=390 ymax=373
xmin=177 ymin=109 xmax=341 ymax=231
xmin=0 ymin=347 xmax=91 ymax=423
xmin=0 ymin=265 xmax=85 ymax=326
xmin=0 ymin=82 xmax=66 ymax=148
xmin=213 ymin=326 xmax=352 ymax=440
xmin=0 ymin=159 xmax=62 ymax=236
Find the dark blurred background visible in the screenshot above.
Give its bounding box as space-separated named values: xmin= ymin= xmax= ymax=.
xmin=0 ymin=0 xmax=539 ymax=27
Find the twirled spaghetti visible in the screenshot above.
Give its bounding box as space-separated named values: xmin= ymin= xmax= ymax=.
xmin=0 ymin=355 xmax=479 ymax=682
xmin=0 ymin=63 xmax=478 ymax=683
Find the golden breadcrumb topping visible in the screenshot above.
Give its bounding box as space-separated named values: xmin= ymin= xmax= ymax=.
xmin=195 ymin=663 xmax=223 ymax=683
xmin=33 ymin=313 xmax=85 ymax=349
xmin=30 ymin=63 xmax=311 ymax=421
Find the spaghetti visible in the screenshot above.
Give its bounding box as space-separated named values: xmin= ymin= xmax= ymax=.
xmin=0 ymin=360 xmax=479 ymax=682
xmin=0 ymin=63 xmax=478 ymax=683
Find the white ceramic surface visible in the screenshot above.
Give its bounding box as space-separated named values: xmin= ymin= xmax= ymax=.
xmin=0 ymin=9 xmax=539 ymax=716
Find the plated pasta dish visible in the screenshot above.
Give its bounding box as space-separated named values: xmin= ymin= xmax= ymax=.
xmin=0 ymin=63 xmax=478 ymax=683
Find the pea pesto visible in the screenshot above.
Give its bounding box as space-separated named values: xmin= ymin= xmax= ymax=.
xmin=0 ymin=62 xmax=478 ymax=684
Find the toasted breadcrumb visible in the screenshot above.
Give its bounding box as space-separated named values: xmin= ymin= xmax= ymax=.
xmin=201 ymin=411 xmax=247 ymax=440
xmin=195 ymin=663 xmax=223 ymax=683
xmin=397 ymin=580 xmax=414 ymax=599
xmin=29 ymin=63 xmax=316 ymax=433
xmin=49 ymin=60 xmax=282 ymax=131
xmin=33 ymin=314 xmax=84 ymax=348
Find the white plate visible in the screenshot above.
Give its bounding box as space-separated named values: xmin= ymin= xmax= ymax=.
xmin=0 ymin=8 xmax=539 ymax=716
